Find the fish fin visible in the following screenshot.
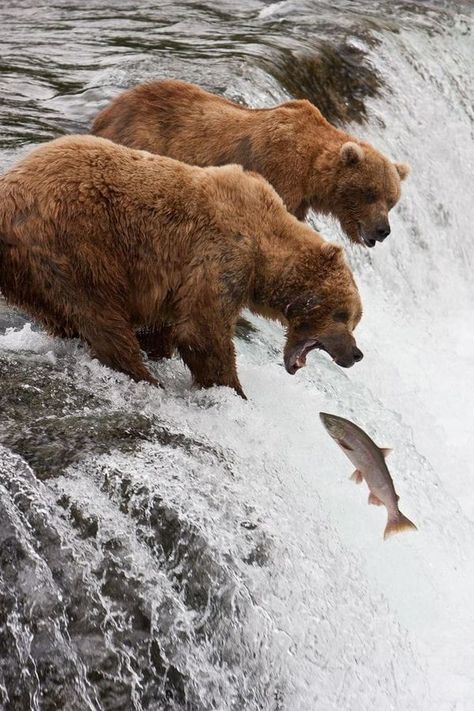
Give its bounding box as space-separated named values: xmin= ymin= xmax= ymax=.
xmin=337 ymin=438 xmax=353 ymax=451
xmin=379 ymin=447 xmax=392 ymax=458
xmin=350 ymin=470 xmax=364 ymax=484
xmin=368 ymin=492 xmax=383 ymax=506
xmin=384 ymin=512 xmax=418 ymax=540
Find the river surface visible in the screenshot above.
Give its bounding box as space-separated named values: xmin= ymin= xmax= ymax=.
xmin=1 ymin=1 xmax=473 ymax=709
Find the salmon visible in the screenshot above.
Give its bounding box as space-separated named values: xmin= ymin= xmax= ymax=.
xmin=319 ymin=412 xmax=417 ymax=540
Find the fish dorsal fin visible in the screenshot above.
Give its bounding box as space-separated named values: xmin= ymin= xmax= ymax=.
xmin=379 ymin=447 xmax=392 ymax=458
xmin=337 ymin=438 xmax=353 ymax=451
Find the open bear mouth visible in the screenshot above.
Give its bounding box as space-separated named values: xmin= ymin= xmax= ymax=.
xmin=284 ymin=339 xmax=326 ymax=374
xmin=358 ymin=224 xmax=376 ymax=248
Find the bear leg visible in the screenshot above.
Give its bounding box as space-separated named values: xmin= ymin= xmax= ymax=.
xmin=45 ymin=318 xmax=79 ymax=340
xmin=79 ymin=313 xmax=160 ymax=386
xmin=178 ymin=333 xmax=246 ymax=399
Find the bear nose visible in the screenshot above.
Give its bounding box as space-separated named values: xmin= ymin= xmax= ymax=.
xmin=352 ymin=347 xmax=363 ymax=362
xmin=375 ymin=224 xmax=391 ymax=241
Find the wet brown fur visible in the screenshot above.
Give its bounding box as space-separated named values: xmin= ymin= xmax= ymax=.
xmin=91 ymin=79 xmax=410 ymax=244
xmin=0 ymin=135 xmax=363 ymax=397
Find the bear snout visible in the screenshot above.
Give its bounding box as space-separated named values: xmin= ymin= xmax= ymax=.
xmin=359 ymin=219 xmax=391 ymax=247
xmin=335 ymin=346 xmax=363 ymax=368
xmin=374 ymin=222 xmax=391 ymax=242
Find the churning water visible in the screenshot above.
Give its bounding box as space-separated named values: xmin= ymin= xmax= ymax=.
xmin=0 ymin=1 xmax=473 ymax=709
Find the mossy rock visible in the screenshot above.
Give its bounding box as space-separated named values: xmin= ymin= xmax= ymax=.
xmin=263 ymin=41 xmax=382 ymax=125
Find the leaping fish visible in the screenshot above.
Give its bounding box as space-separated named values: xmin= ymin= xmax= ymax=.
xmin=319 ymin=412 xmax=417 ymax=540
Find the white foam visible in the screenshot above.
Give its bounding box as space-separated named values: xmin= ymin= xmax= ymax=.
xmin=0 ymin=323 xmax=55 ymax=354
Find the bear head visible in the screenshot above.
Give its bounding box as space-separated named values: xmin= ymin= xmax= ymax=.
xmin=328 ymin=141 xmax=410 ymax=248
xmin=283 ymin=243 xmax=364 ymax=373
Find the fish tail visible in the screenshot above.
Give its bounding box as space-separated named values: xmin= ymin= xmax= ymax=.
xmin=384 ymin=511 xmax=418 ymax=540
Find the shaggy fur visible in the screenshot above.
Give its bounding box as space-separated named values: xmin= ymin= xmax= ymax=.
xmin=92 ymin=79 xmax=410 ymax=247
xmin=0 ymin=135 xmax=364 ymax=397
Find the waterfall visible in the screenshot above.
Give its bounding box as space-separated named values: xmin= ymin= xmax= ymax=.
xmin=1 ymin=1 xmax=473 ymax=708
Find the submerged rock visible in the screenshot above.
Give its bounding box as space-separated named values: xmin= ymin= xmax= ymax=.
xmin=262 ymin=41 xmax=382 ymax=125
xmin=0 ymin=346 xmax=276 ymax=710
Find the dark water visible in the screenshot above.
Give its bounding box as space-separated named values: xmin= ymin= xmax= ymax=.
xmin=1 ymin=1 xmax=473 ymax=709
xmin=1 ymin=0 xmax=467 ymax=154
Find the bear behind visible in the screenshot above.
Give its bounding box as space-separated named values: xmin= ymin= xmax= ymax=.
xmin=92 ymin=79 xmax=410 ymax=247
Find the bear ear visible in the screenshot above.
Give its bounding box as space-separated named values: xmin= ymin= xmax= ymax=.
xmin=340 ymin=141 xmax=364 ymax=166
xmin=394 ymin=162 xmax=410 ymax=181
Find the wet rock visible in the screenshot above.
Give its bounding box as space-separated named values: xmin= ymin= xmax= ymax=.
xmin=263 ymin=42 xmax=382 ymax=125
xmin=0 ymin=356 xmax=158 ymax=478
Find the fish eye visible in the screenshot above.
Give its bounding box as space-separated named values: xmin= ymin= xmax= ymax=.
xmin=333 ymin=309 xmax=349 ymax=323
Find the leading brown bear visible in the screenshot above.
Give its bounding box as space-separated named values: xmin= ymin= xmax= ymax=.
xmin=92 ymin=79 xmax=410 ymax=247
xmin=0 ymin=136 xmax=363 ymax=398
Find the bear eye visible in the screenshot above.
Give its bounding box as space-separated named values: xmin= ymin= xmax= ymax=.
xmin=365 ymin=189 xmax=378 ymax=204
xmin=333 ymin=309 xmax=349 ymax=323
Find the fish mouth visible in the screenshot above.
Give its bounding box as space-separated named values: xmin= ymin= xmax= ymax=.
xmin=319 ymin=412 xmax=347 ymax=440
xmin=358 ymin=224 xmax=376 ymax=248
xmin=319 ymin=412 xmax=350 ymax=438
xmin=319 ymin=412 xmax=337 ymax=429
xmin=284 ymin=339 xmax=326 ymax=374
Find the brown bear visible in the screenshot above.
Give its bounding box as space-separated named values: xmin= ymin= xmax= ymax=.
xmin=91 ymin=79 xmax=410 ymax=247
xmin=0 ymin=135 xmax=363 ymax=398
